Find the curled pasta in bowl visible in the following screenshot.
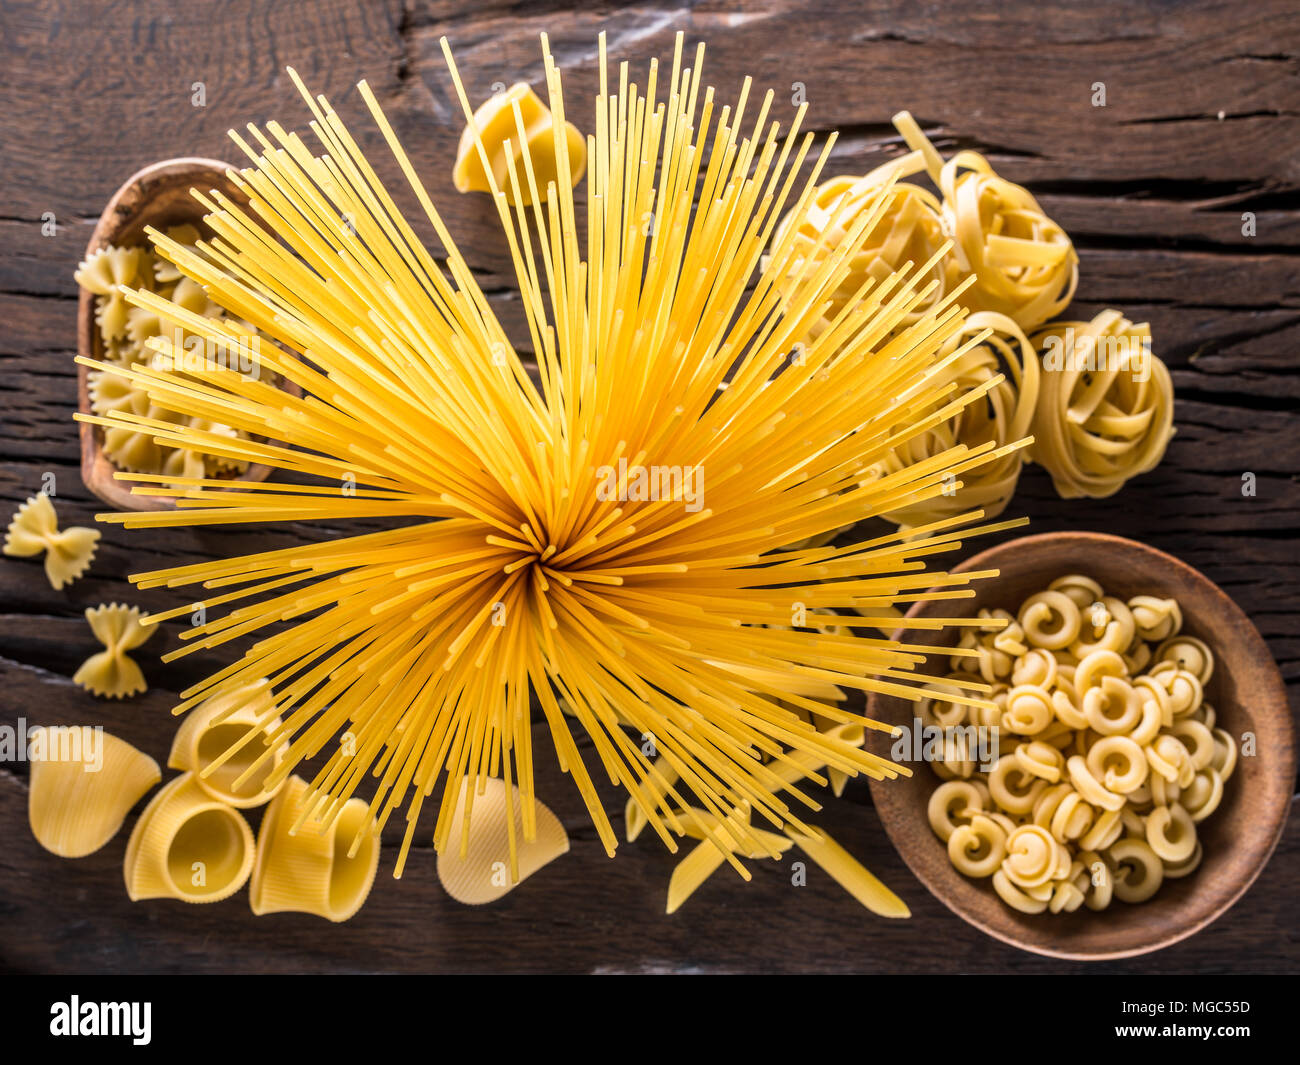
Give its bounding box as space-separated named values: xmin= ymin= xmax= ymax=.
xmin=866 ymin=531 xmax=1293 ymax=959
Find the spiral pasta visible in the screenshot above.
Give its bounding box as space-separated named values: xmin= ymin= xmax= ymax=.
xmin=925 ymin=573 xmax=1232 ymax=916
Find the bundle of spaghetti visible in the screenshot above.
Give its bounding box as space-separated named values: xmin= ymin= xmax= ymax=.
xmin=763 ymin=154 xmax=952 ymax=339
xmin=77 ymin=32 xmax=1030 ymax=883
xmin=862 ymin=310 xmax=1040 ymax=528
xmin=893 ymin=112 xmax=1077 ymax=332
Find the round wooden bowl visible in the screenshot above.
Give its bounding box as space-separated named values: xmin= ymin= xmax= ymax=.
xmin=867 ymin=531 xmax=1294 ymax=960
xmin=77 ymin=157 xmax=285 ymax=511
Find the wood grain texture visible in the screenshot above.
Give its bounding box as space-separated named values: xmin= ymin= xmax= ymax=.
xmin=0 ymin=0 xmax=1297 ymax=973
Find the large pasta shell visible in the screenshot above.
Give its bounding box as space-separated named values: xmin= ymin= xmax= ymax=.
xmin=124 ymin=773 xmax=254 ymax=903
xmin=167 ymin=682 xmax=287 ymax=807
xmin=249 ymin=776 xmax=380 ymax=922
xmin=452 ymin=82 xmax=586 ymax=207
xmin=28 ymin=726 xmax=160 ymax=858
xmin=436 ymin=777 xmax=568 ymax=905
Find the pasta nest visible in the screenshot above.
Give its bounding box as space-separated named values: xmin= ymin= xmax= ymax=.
xmin=1029 ymin=310 xmax=1174 ymax=499
xmin=862 ymin=310 xmax=1040 ymax=527
xmin=937 ymin=151 xmax=1078 ymax=331
xmin=766 ymin=173 xmax=951 ymax=337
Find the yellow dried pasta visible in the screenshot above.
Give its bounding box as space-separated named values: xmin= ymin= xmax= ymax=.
xmin=168 ymin=681 xmax=288 ymax=808
xmin=893 ymin=111 xmax=1078 ymax=331
xmin=3 ymin=493 xmax=100 ymax=590
xmin=865 ymin=311 xmax=1040 ymax=527
xmin=77 ymin=240 xmax=257 ymax=481
xmin=926 ymin=573 xmax=1231 ymax=916
xmin=435 ymin=777 xmax=569 ymax=905
xmin=89 ymin=370 xmax=181 ymax=473
xmin=28 ymin=726 xmax=160 ymax=858
xmin=667 ymin=805 xmax=795 ymax=914
xmin=452 ymin=81 xmax=586 ymax=207
xmin=124 ymin=773 xmax=255 ymax=903
xmin=73 ymin=603 xmax=154 ymax=699
xmin=765 ymin=162 xmax=951 ymax=340
xmin=785 ymin=825 xmax=911 ymax=918
xmin=75 ymin=245 xmax=145 ymax=342
xmin=1030 ymin=311 xmax=1175 ymax=499
xmin=250 ymin=775 xmax=380 ymax=922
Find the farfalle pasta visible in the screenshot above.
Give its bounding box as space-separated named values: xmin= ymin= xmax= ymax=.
xmin=925 ymin=573 xmax=1233 ymax=915
xmin=76 ymin=236 xmax=258 ymax=483
xmin=3 ymin=494 xmax=100 ymax=590
xmin=75 ymin=245 xmax=145 ymax=342
xmin=73 ymin=603 xmax=154 ymax=699
xmin=1030 ymin=310 xmax=1175 ymax=499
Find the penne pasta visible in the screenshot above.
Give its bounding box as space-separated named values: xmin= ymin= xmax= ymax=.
xmin=785 ymin=826 xmax=911 ymax=918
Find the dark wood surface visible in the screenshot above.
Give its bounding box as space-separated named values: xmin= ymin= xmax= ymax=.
xmin=1 ymin=0 xmax=1297 ymax=974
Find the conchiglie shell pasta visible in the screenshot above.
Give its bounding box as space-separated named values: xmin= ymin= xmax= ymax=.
xmin=28 ymin=726 xmax=160 ymax=858
xmin=436 ymin=777 xmax=569 ymax=905
xmin=250 ymin=776 xmax=380 ymax=922
xmin=168 ymin=682 xmax=287 ymax=807
xmin=452 ymin=82 xmax=586 ymax=207
xmin=124 ymin=773 xmax=254 ymax=903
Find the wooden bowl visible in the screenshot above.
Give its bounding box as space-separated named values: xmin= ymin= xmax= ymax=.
xmin=77 ymin=157 xmax=284 ymax=511
xmin=866 ymin=531 xmax=1294 ymax=960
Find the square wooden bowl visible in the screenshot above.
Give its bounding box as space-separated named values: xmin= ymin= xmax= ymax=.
xmin=866 ymin=531 xmax=1294 ymax=960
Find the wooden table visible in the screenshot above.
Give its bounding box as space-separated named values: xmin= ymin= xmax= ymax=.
xmin=2 ymin=0 xmax=1296 ymax=973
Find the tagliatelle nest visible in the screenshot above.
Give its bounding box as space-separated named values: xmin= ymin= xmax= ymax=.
xmin=78 ymin=33 xmax=1027 ymax=881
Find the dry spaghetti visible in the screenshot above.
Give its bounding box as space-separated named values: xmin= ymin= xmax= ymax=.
xmin=77 ymin=33 xmax=1027 ymax=883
